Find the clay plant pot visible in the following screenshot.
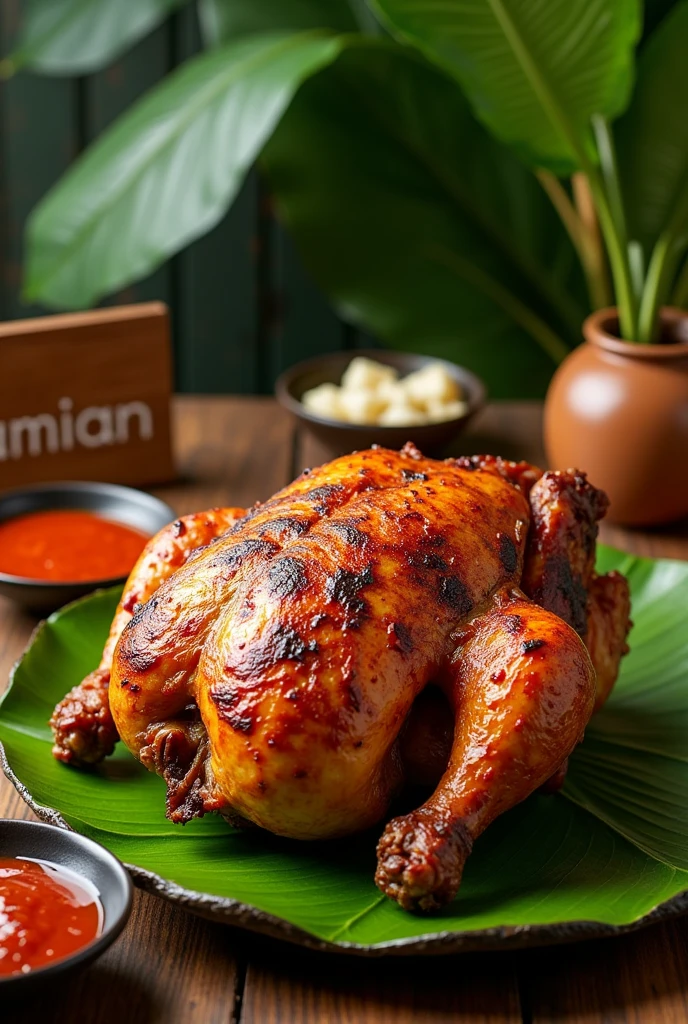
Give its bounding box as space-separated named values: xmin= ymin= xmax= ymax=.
xmin=544 ymin=307 xmax=688 ymax=526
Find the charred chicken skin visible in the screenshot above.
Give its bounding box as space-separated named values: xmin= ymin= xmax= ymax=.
xmin=51 ymin=445 xmax=630 ymax=912
xmin=50 ymin=506 xmax=244 ymax=766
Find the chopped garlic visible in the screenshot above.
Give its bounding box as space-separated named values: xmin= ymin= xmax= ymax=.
xmin=378 ymin=401 xmax=427 ymax=426
xmin=402 ymin=363 xmax=460 ymax=405
xmin=341 ymin=356 xmax=398 ymax=392
xmin=338 ymin=389 xmax=387 ymax=424
xmin=301 ymin=383 xmax=346 ymax=420
xmin=300 ymin=357 xmax=466 ymax=427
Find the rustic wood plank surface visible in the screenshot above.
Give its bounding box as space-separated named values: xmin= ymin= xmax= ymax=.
xmin=2 ymin=397 xmax=688 ymax=1024
xmin=240 ymin=942 xmax=522 ymax=1024
xmin=241 ymin=947 xmax=522 ymax=1023
xmin=520 ymin=923 xmax=688 ymax=1023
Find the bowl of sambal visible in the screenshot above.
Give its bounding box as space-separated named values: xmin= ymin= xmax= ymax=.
xmin=0 ymin=482 xmax=174 ymax=612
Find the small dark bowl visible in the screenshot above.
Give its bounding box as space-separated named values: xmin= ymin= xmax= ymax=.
xmin=0 ymin=819 xmax=132 ymax=991
xmin=0 ymin=482 xmax=175 ymax=613
xmin=275 ymin=350 xmax=486 ymax=458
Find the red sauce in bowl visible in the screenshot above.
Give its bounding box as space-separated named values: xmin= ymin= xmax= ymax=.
xmin=0 ymin=857 xmax=103 ymax=977
xmin=0 ymin=510 xmax=149 ymax=582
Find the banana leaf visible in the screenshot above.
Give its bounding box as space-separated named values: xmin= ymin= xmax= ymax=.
xmin=23 ymin=31 xmax=345 ymax=310
xmin=371 ymin=0 xmax=640 ymax=175
xmin=1 ymin=547 xmax=687 ymax=952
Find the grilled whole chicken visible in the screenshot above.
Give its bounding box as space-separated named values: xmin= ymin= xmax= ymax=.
xmin=51 ymin=445 xmax=630 ymax=912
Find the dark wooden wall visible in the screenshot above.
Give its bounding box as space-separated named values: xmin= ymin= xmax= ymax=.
xmin=0 ymin=4 xmax=369 ymax=395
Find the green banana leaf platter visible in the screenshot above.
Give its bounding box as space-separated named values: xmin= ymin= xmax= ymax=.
xmin=1 ymin=546 xmax=688 ymax=956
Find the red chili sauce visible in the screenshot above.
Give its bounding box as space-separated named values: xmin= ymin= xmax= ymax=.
xmin=0 ymin=510 xmax=149 ymax=582
xmin=0 ymin=857 xmax=103 ymax=976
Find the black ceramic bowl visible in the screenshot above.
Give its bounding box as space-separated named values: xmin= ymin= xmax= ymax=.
xmin=275 ymin=350 xmax=486 ymax=458
xmin=0 ymin=819 xmax=132 ymax=991
xmin=0 ymin=482 xmax=175 ymax=612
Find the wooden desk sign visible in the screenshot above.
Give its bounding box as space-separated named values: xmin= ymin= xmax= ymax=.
xmin=0 ymin=303 xmax=175 ymax=491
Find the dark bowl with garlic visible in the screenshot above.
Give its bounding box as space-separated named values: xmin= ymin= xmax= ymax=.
xmin=276 ymin=350 xmax=486 ymax=458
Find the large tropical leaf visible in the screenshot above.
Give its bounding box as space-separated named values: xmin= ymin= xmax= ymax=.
xmin=616 ymin=1 xmax=688 ymax=258
xmin=3 ymin=0 xmax=189 ymax=76
xmin=198 ymin=0 xmax=359 ymax=45
xmin=23 ymin=31 xmax=344 ymax=309
xmin=263 ymin=44 xmax=587 ymax=398
xmin=370 ymin=0 xmax=641 ymax=175
xmin=565 ymin=553 xmax=688 ymax=867
xmin=1 ymin=548 xmax=688 ymax=949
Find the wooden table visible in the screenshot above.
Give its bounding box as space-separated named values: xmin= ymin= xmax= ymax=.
xmin=3 ymin=396 xmax=688 ymax=1024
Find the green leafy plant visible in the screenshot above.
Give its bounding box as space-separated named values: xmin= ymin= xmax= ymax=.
xmin=1 ymin=546 xmax=688 ymax=947
xmin=5 ymin=0 xmax=688 ymax=395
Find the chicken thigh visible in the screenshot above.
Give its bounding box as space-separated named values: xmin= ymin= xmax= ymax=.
xmin=51 ymin=444 xmax=630 ymax=912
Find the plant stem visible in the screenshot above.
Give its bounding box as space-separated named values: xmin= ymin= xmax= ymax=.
xmin=627 ymin=240 xmax=645 ymax=305
xmin=638 ymin=235 xmax=684 ymax=342
xmin=638 ymin=191 xmax=688 ymax=341
xmin=589 ymin=173 xmax=638 ymax=337
xmin=537 ymin=169 xmax=609 ymax=309
xmin=589 ymin=116 xmax=638 ymax=339
xmin=591 ymin=116 xmax=628 ymax=249
xmin=536 ymin=171 xmax=581 ymax=246
xmin=430 ymin=244 xmax=571 ymax=365
xmin=638 ymin=237 xmax=670 ymax=341
xmin=571 ymin=172 xmax=613 ymax=310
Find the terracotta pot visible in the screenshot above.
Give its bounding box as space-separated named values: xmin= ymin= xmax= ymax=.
xmin=544 ymin=307 xmax=688 ymax=526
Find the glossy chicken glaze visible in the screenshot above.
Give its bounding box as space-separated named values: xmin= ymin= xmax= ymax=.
xmin=198 ymin=455 xmax=531 ymax=839
xmin=376 ymin=591 xmax=594 ymax=909
xmin=109 ymin=447 xmax=537 ymax=837
xmin=51 ymin=506 xmax=244 ymax=765
xmin=53 ymin=444 xmax=630 ymax=913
